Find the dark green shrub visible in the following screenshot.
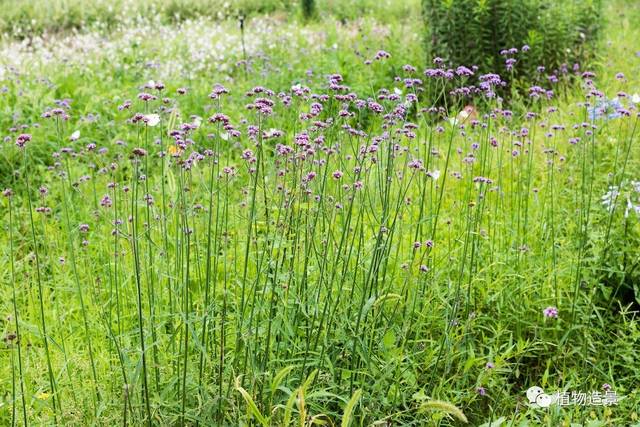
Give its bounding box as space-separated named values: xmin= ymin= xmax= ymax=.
xmin=301 ymin=0 xmax=315 ymax=19
xmin=422 ymin=0 xmax=602 ymax=88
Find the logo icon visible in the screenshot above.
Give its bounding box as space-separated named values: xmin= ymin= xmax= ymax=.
xmin=525 ymin=385 xmax=619 ymax=408
xmin=526 ymin=386 xmax=553 ymax=408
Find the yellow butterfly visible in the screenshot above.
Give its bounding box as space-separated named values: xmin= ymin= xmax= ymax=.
xmin=168 ymin=145 xmax=183 ymax=157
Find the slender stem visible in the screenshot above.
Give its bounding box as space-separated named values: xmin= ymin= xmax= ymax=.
xmin=8 ymin=196 xmax=28 ymax=427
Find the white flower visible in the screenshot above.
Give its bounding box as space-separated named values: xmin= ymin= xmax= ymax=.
xmin=70 ymin=130 xmax=80 ymax=141
xmin=601 ymin=185 xmax=619 ymax=212
xmin=265 ymin=128 xmax=280 ymax=138
xmin=144 ymin=114 xmax=160 ymax=127
xmin=428 ymin=170 xmax=441 ymax=180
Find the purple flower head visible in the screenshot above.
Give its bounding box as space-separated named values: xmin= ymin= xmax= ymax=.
xmin=100 ymin=195 xmax=112 ymax=208
xmin=425 ymin=68 xmax=447 ymax=78
xmin=403 ymin=64 xmax=417 ymax=73
xmin=303 ymin=171 xmax=317 ymax=183
xmin=528 ymin=86 xmax=546 ymax=99
xmin=374 ymin=50 xmax=391 ymax=60
xmin=16 ymin=133 xmax=32 ymax=148
xmin=132 ymin=147 xmax=147 ymax=157
xmin=543 ymin=306 xmax=558 ymax=318
xmin=210 ymin=84 xmax=229 ymax=99
xmin=367 ymin=100 xmax=384 ymax=114
xmin=241 ymin=149 xmax=255 ymax=163
xmin=455 ymin=66 xmax=474 ymax=77
xmin=208 ymin=113 xmax=230 ymax=125
xmin=137 ymin=92 xmax=157 ymax=102
xmin=118 ymin=100 xmax=132 ymax=111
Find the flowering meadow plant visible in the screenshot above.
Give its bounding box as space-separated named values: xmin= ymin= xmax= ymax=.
xmin=1 ymin=0 xmax=640 ymax=425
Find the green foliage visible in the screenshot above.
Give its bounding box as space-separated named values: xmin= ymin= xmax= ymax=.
xmin=1 ymin=0 xmax=640 ymax=425
xmin=0 ymin=0 xmax=294 ymax=37
xmin=301 ymin=0 xmax=316 ymax=19
xmin=589 ymin=181 xmax=640 ymax=312
xmin=422 ymin=0 xmax=603 ymax=86
xmin=0 ymin=0 xmax=418 ymax=37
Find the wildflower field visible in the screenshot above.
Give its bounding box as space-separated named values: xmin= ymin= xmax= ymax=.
xmin=1 ymin=0 xmax=640 ymax=425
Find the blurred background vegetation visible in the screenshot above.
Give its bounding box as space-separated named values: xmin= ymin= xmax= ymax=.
xmin=0 ymin=0 xmax=418 ymax=36
xmin=1 ymin=0 xmax=605 ymax=100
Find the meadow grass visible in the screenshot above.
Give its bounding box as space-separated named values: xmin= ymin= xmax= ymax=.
xmin=1 ymin=1 xmax=640 ymax=426
xmin=0 ymin=0 xmax=419 ymax=37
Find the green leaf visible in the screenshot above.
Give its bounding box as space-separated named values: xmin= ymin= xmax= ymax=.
xmin=478 ymin=416 xmax=507 ymax=427
xmin=235 ymin=377 xmax=269 ymax=427
xmin=382 ymin=329 xmax=396 ymax=349
xmin=341 ymin=389 xmax=363 ymax=427
xmin=271 ymin=365 xmax=297 ymax=396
